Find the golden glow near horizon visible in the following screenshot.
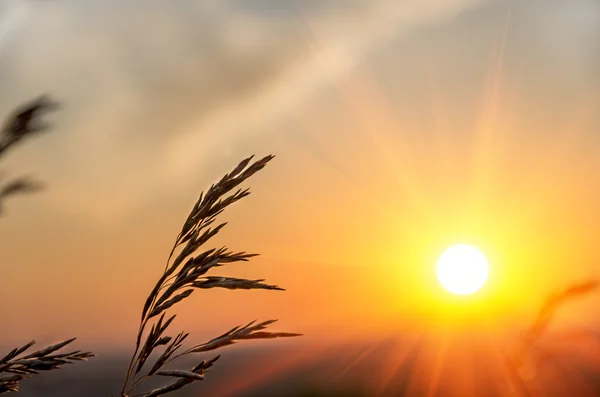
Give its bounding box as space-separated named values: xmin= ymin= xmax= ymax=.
xmin=436 ymin=244 xmax=489 ymax=295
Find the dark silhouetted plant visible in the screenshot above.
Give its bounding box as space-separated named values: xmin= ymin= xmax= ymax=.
xmin=119 ymin=154 xmax=301 ymax=397
xmin=0 ymin=96 xmax=94 ymax=393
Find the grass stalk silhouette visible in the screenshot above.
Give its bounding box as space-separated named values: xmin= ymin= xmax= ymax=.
xmin=0 ymin=95 xmax=58 ymax=214
xmin=507 ymin=280 xmax=599 ymax=395
xmin=0 ymin=96 xmax=94 ymax=393
xmin=0 ymin=340 xmax=93 ymax=393
xmin=119 ymin=154 xmax=301 ymax=397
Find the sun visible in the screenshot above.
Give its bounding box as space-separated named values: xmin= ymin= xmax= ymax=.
xmin=436 ymin=244 xmax=489 ymax=295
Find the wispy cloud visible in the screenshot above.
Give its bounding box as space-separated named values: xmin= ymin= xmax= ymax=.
xmin=0 ymin=0 xmax=490 ymax=219
xmin=164 ymin=0 xmax=492 ymax=183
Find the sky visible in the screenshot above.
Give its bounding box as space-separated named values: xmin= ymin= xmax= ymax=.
xmin=1 ymin=1 xmax=600 ymax=392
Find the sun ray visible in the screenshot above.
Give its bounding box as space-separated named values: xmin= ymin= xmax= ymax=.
xmin=426 ymin=335 xmax=451 ymax=397
xmin=333 ymin=338 xmax=390 ymax=381
xmin=470 ymin=6 xmax=511 ymax=215
xmin=367 ymin=334 xmax=424 ymax=396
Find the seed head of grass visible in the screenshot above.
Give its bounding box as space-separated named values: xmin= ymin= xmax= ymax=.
xmin=120 ymin=154 xmax=301 ymax=397
xmin=0 ymin=95 xmax=59 ymax=213
xmin=502 ymin=279 xmax=599 ymax=396
xmin=0 ymin=97 xmax=94 ymax=395
xmin=0 ymin=339 xmax=94 ymax=394
xmin=0 ymin=94 xmax=59 ymax=157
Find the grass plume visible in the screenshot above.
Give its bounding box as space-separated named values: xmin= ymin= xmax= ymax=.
xmin=0 ymin=96 xmax=95 ymax=394
xmin=0 ymin=95 xmax=58 ymax=213
xmin=506 ymin=279 xmax=599 ymax=395
xmin=120 ymin=154 xmax=301 ymax=397
xmin=0 ymin=339 xmax=94 ymax=393
xmin=0 ymin=95 xmax=59 ymax=157
xmin=515 ymin=280 xmax=598 ymax=366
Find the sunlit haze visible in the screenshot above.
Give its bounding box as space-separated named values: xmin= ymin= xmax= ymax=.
xmin=1 ymin=0 xmax=600 ymax=396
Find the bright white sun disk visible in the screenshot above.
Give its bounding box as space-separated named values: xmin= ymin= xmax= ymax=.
xmin=436 ymin=244 xmax=489 ymax=295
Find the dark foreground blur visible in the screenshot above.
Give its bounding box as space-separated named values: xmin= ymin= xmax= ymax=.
xmin=11 ymin=334 xmax=600 ymax=397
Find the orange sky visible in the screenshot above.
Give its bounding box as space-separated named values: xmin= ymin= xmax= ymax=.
xmin=0 ymin=0 xmax=599 ymax=364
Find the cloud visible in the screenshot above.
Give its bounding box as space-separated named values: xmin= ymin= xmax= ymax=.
xmin=0 ymin=0 xmax=490 ymax=220
xmin=0 ymin=0 xmax=31 ymax=48
xmin=163 ymin=0 xmax=492 ymax=183
xmin=519 ymin=0 xmax=600 ymax=81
